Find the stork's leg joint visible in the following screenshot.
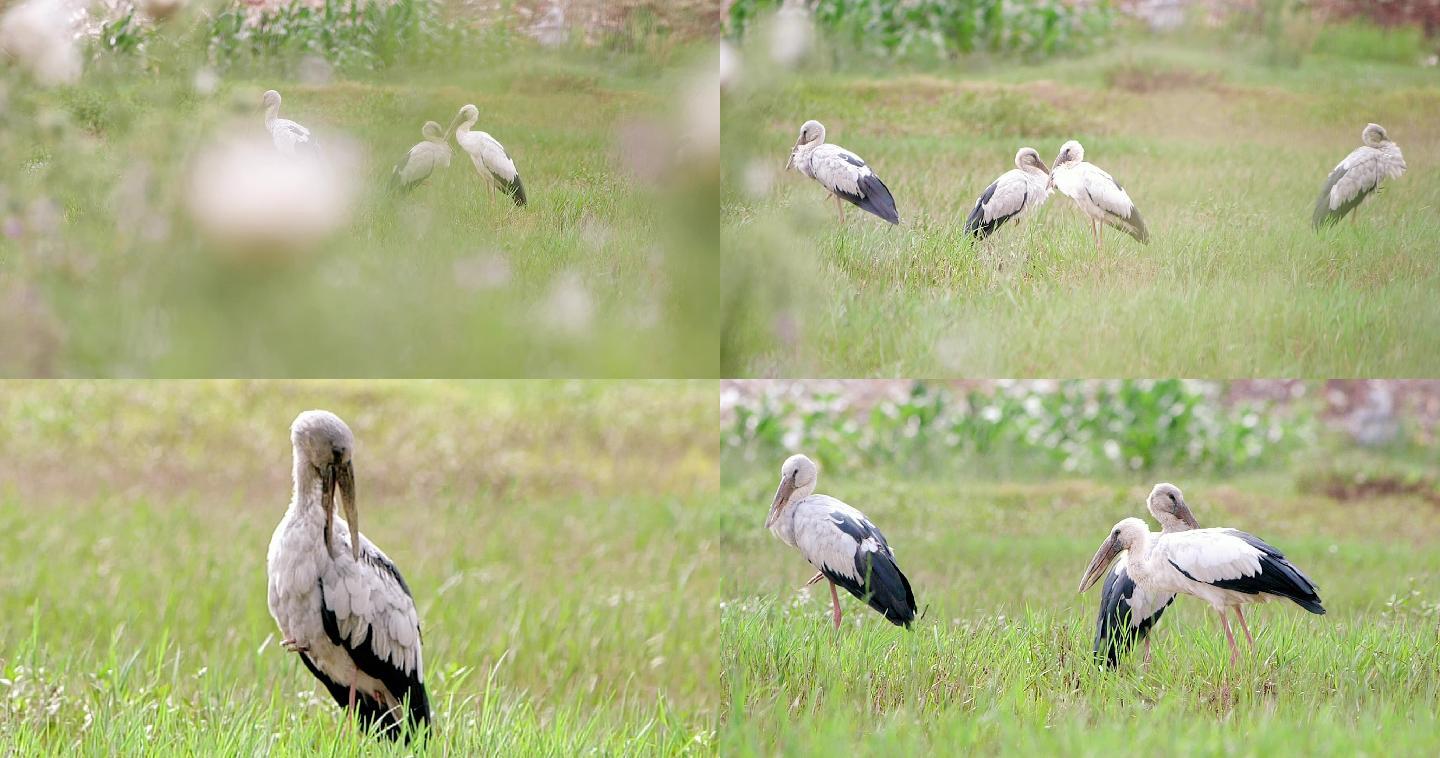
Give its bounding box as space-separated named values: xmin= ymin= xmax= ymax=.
xmin=281 ymin=638 xmax=309 ymax=653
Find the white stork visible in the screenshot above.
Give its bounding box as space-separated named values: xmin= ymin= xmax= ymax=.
xmin=262 ymin=89 xmax=315 ymax=156
xmin=1313 ymin=123 xmax=1406 ymax=229
xmin=1093 ymin=483 xmax=1199 ymax=667
xmin=267 ymin=410 xmax=430 ymax=740
xmin=764 ymin=454 xmax=916 ymax=629
xmin=964 ymin=146 xmax=1051 ymax=240
xmin=391 ymin=120 xmax=452 ymax=192
xmin=1049 ymin=140 xmax=1149 ymax=249
xmin=785 ymin=119 xmax=899 ymax=225
xmin=449 ymin=104 xmax=527 ymax=206
xmin=1079 ymin=515 xmax=1324 ymax=666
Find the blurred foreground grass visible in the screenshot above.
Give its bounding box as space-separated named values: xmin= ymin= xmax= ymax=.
xmin=0 ymin=380 xmax=720 ymax=753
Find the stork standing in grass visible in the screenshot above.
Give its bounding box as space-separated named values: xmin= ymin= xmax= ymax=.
xmin=267 ymin=410 xmax=430 ymax=740
xmin=964 ymin=147 xmax=1051 ymax=240
xmin=1079 ymin=513 xmax=1324 ymax=666
xmin=391 ymin=121 xmax=452 ymax=192
xmin=262 ymin=90 xmax=315 ymax=156
xmin=1313 ymin=123 xmax=1406 ymax=229
xmin=1049 ymin=140 xmax=1149 ymax=249
xmin=449 ymin=104 xmax=527 ymax=206
xmin=764 ymin=454 xmax=916 ymax=629
xmin=1093 ymin=483 xmax=1199 ymax=668
xmin=785 ymin=120 xmax=899 ymax=225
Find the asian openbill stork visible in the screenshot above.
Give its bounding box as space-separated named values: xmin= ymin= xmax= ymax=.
xmin=449 ymin=103 xmax=527 ymax=206
xmin=1313 ymin=123 xmax=1406 ymax=229
xmin=391 ymin=120 xmax=453 ymax=192
xmin=764 ymin=454 xmax=916 ymax=629
xmin=1093 ymin=483 xmax=1199 ymax=668
xmin=1079 ymin=514 xmax=1324 ymax=666
xmin=964 ymin=147 xmax=1051 ymax=240
xmin=786 ymin=120 xmax=899 ymax=225
xmin=1049 ymin=140 xmax=1149 ymax=249
xmin=262 ymin=90 xmax=315 ymax=156
xmin=267 ymin=410 xmax=430 ymax=740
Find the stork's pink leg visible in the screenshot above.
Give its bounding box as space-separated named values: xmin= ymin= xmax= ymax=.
xmin=347 ymin=683 xmax=357 ymax=710
xmin=835 ymin=194 xmax=846 ymax=224
xmin=828 ymin=580 xmax=843 ymax=630
xmin=1234 ymin=606 xmax=1255 ymax=648
xmin=1217 ymin=610 xmax=1240 ymax=665
xmin=1143 ymin=635 xmax=1152 ymax=666
xmin=803 ymin=570 xmax=824 ymax=588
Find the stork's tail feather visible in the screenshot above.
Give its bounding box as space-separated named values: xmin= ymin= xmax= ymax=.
xmin=856 ymin=552 xmax=917 ymax=628
xmin=298 ymin=653 xmax=408 ymax=740
xmin=1106 ymin=207 xmax=1149 ymax=244
xmin=849 ymin=174 xmax=899 ymax=224
xmin=964 ymin=181 xmax=1003 ymax=240
xmin=507 ymin=174 xmax=527 ymax=206
xmin=1213 ymin=531 xmax=1326 ymax=615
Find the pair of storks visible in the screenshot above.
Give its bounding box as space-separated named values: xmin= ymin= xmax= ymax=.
xmin=765 ymin=454 xmax=1324 ymax=667
xmin=785 ymin=119 xmax=1406 ymax=243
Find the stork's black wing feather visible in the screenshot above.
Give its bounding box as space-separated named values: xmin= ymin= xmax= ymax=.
xmin=1093 ymin=566 xmax=1172 ymax=668
xmin=297 ymin=651 xmax=404 ymax=739
xmin=821 ymin=511 xmax=917 ymax=627
xmin=317 ymin=573 xmax=431 ymax=739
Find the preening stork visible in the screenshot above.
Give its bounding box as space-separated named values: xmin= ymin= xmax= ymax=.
xmin=391 ymin=121 xmax=453 ymax=192
xmin=262 ymin=90 xmax=315 ymax=156
xmin=1093 ymin=483 xmax=1199 ymax=668
xmin=1079 ymin=514 xmax=1324 ymax=666
xmin=764 ymin=454 xmax=916 ymax=629
xmin=1049 ymin=140 xmax=1149 ymax=249
xmin=964 ymin=147 xmax=1051 ymax=240
xmin=450 ymin=104 xmax=527 ymax=206
xmin=1313 ymin=123 xmax=1406 ymax=229
xmin=785 ymin=120 xmax=899 ymax=225
xmin=267 ymin=411 xmax=430 ymax=740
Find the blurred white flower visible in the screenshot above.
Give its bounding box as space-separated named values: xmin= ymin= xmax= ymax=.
xmin=298 ymin=55 xmax=333 ymax=87
xmin=719 ymin=40 xmax=739 ymax=91
xmin=742 ymin=159 xmax=776 ymax=198
xmin=186 ymin=135 xmax=361 ymax=259
xmin=538 ymin=270 xmax=593 ymax=336
xmin=769 ymin=3 xmax=814 ymax=68
xmin=0 ymin=0 xmax=82 ymax=87
xmin=453 ymin=252 xmax=511 ymax=292
xmin=192 ymin=67 xmax=219 ymax=96
xmin=682 ymin=63 xmax=719 ymax=161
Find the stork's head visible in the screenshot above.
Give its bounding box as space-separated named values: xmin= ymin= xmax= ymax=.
xmin=291 ymin=410 xmax=360 ymax=561
xmin=1362 ymin=123 xmax=1390 ymax=147
xmin=1053 ymin=140 xmax=1084 ymax=168
xmin=786 ymin=120 xmax=825 ymax=170
xmin=421 ymin=120 xmax=444 ymax=141
xmin=262 ymin=89 xmax=282 ymax=111
xmin=1078 ymin=517 xmax=1148 ymax=593
xmin=446 ymin=104 xmax=479 ymax=139
xmin=1016 ymin=146 xmax=1049 ymax=175
xmin=1147 ymin=482 xmax=1199 ymax=532
xmin=765 ymin=453 xmax=818 ymax=529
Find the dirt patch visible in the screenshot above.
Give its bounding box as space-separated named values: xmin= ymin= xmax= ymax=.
xmin=1104 ymin=63 xmax=1224 ymax=93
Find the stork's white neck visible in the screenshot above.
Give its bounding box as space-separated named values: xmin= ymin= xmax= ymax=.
xmin=1121 ymin=530 xmax=1157 ymax=583
xmin=264 ymin=102 xmax=280 ymax=127
xmin=290 ymin=450 xmax=324 ymax=516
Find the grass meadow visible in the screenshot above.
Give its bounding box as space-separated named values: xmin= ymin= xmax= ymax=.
xmin=0 ymin=381 xmax=720 ymax=753
xmin=1 ymin=27 xmax=718 ymax=377
xmin=717 ymin=382 xmax=1440 ymax=753
xmin=721 ymin=36 xmax=1440 ymax=377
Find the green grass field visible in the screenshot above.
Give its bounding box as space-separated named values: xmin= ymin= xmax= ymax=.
xmin=716 ymin=466 xmax=1440 ymax=753
xmin=0 ymin=381 xmax=720 ymax=753
xmin=721 ymin=37 xmax=1440 ymax=377
xmin=1 ymin=38 xmax=718 ymax=377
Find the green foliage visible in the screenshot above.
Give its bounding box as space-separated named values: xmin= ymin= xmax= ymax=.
xmin=728 ymin=0 xmax=1116 ymax=61
xmin=1313 ymin=20 xmax=1430 ymax=65
xmin=725 ymin=381 xmax=1311 ymax=478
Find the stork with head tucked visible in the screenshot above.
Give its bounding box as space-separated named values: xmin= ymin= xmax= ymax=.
xmin=1049 ymin=140 xmax=1148 ymax=250
xmin=449 ymin=104 xmax=527 ymax=206
xmin=964 ymin=147 xmax=1051 ymax=240
xmin=262 ymin=90 xmax=315 ymax=156
xmin=786 ymin=120 xmax=899 ymax=225
xmin=391 ymin=120 xmax=453 ymax=192
xmin=1079 ymin=508 xmax=1324 ymax=666
xmin=1313 ymin=123 xmax=1406 ymax=229
xmin=1093 ymin=483 xmax=1199 ymax=668
xmin=765 ymin=454 xmax=916 ymax=629
xmin=267 ymin=410 xmax=430 ymax=740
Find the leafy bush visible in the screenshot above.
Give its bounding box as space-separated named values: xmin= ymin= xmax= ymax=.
xmin=727 ymin=0 xmax=1116 ymax=61
xmin=725 ymin=380 xmax=1312 ymax=479
xmin=1312 ymin=20 xmax=1429 ymax=64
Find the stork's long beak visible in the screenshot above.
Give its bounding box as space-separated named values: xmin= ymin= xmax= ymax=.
xmin=1178 ymin=506 xmax=1200 ymax=530
xmin=765 ymin=474 xmax=797 ymax=529
xmin=1078 ymin=534 xmax=1123 ymax=593
xmin=336 ymin=460 xmax=359 ymax=561
xmin=321 ymin=464 xmax=337 ymax=555
xmin=1036 ymin=158 xmax=1051 ymax=176
xmin=442 ymin=110 xmax=464 ymax=141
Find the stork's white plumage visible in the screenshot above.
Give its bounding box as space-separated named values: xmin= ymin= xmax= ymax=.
xmin=1313 ymin=123 xmax=1406 ymax=229
xmin=786 ymin=119 xmax=899 ymax=225
xmin=262 ymin=89 xmax=315 ymax=156
xmin=964 ymin=146 xmax=1051 ymax=240
xmin=765 ymin=454 xmax=916 ymax=629
xmin=1080 ymin=508 xmax=1324 ymax=666
xmin=450 ymin=103 xmax=527 ymax=206
xmin=391 ymin=120 xmax=453 ymax=192
xmin=267 ymin=410 xmax=429 ymax=740
xmin=1093 ymin=483 xmax=1200 ymax=667
xmin=1049 ymin=140 xmax=1148 ymax=249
